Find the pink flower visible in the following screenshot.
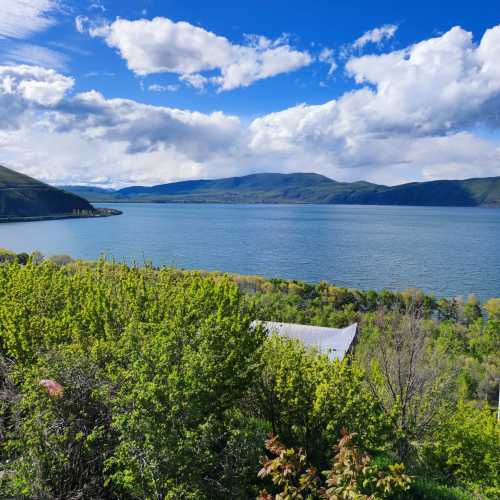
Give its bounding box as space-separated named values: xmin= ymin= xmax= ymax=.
xmin=39 ymin=379 xmax=64 ymax=398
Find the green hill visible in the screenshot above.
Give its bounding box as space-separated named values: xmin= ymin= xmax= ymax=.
xmin=0 ymin=165 xmax=120 ymax=221
xmin=63 ymin=172 xmax=500 ymax=207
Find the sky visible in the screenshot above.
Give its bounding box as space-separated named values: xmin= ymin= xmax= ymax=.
xmin=0 ymin=0 xmax=500 ymax=187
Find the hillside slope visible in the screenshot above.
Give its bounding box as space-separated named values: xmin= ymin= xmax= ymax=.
xmin=63 ymin=173 xmax=500 ymax=207
xmin=0 ymin=165 xmax=116 ymax=220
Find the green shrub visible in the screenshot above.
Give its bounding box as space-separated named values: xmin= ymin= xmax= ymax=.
xmin=249 ymin=335 xmax=388 ymax=469
xmin=0 ymin=259 xmax=497 ymax=497
xmin=409 ymin=479 xmax=472 ymax=500
xmin=0 ymin=261 xmax=266 ymax=498
xmin=1 ymin=348 xmax=115 ymax=499
xmin=106 ymin=276 xmax=265 ymax=498
xmin=0 ymin=247 xmax=17 ymax=263
xmin=422 ymin=401 xmax=499 ymax=496
xmin=258 ymin=430 xmax=411 ymax=499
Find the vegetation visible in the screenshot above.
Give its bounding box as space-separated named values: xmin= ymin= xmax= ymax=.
xmin=257 ymin=431 xmax=411 ymax=499
xmin=63 ymin=171 xmax=500 ymax=206
xmin=0 ymin=252 xmax=498 ymax=499
xmin=0 ymin=165 xmax=120 ymax=221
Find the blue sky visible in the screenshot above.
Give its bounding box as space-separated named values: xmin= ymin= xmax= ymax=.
xmin=1 ymin=0 xmax=500 ymax=186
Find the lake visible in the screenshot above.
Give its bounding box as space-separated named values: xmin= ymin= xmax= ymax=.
xmin=1 ymin=203 xmax=499 ymax=300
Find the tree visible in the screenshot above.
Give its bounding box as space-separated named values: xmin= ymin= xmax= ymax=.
xmin=361 ymin=306 xmax=457 ymax=460
xmin=106 ymin=276 xmax=266 ymax=499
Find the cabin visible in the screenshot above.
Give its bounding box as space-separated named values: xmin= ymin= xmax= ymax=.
xmin=254 ymin=321 xmax=358 ymax=361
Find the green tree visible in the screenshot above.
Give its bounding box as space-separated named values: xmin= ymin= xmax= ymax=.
xmin=106 ymin=276 xmax=265 ymax=499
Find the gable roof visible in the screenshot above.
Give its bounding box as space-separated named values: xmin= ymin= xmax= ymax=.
xmin=256 ymin=321 xmax=358 ymax=360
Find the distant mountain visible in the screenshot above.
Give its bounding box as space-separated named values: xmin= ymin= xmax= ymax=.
xmin=62 ymin=172 xmax=500 ymax=207
xmin=60 ymin=185 xmax=122 ymax=203
xmin=0 ymin=165 xmax=120 ymax=221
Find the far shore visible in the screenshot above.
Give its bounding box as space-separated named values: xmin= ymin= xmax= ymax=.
xmin=0 ymin=207 xmax=122 ymax=224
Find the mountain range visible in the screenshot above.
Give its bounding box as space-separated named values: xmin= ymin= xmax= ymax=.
xmin=63 ymin=172 xmax=500 ymax=207
xmin=0 ymin=165 xmax=119 ymax=221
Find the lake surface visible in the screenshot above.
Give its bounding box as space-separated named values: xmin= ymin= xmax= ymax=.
xmin=1 ymin=203 xmax=499 ymax=300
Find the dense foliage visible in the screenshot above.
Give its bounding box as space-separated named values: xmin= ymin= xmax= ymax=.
xmin=257 ymin=431 xmax=411 ymax=499
xmin=0 ymin=253 xmax=498 ymax=499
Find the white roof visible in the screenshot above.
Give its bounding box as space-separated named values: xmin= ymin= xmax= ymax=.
xmin=255 ymin=321 xmax=357 ymax=361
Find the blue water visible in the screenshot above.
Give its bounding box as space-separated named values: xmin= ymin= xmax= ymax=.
xmin=1 ymin=203 xmax=499 ymax=300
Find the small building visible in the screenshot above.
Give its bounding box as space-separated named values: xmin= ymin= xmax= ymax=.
xmin=255 ymin=321 xmax=358 ymax=361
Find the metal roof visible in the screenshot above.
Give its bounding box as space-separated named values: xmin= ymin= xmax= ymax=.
xmin=255 ymin=321 xmax=358 ymax=361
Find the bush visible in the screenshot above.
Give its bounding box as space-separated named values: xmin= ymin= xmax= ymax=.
xmin=484 ymin=298 xmax=500 ymax=320
xmin=248 ymin=335 xmax=388 ymax=469
xmin=1 ymin=348 xmax=115 ymax=499
xmin=422 ymin=401 xmax=500 ymax=497
xmin=257 ymin=430 xmax=411 ymax=499
xmin=0 ymin=259 xmax=497 ymax=497
xmin=0 ymin=247 xmax=17 ymax=263
xmin=47 ymin=254 xmax=74 ymax=266
xmin=409 ymin=479 xmax=472 ymax=500
xmin=0 ymin=261 xmax=266 ymax=498
xmin=107 ymin=276 xmax=265 ymax=498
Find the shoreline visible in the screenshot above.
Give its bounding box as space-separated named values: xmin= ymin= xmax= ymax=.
xmin=0 ymin=207 xmax=122 ymax=224
xmin=89 ymin=199 xmax=500 ymax=208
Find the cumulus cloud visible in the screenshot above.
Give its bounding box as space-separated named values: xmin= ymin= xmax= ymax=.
xmin=0 ymin=64 xmax=73 ymax=106
xmin=352 ymin=23 xmax=398 ymax=50
xmin=345 ymin=26 xmax=500 ymax=134
xmin=252 ymin=26 xmax=500 ymax=147
xmin=249 ymin=25 xmax=500 ymax=180
xmin=0 ymin=0 xmax=61 ymax=39
xmin=0 ymin=64 xmax=243 ymax=184
xmin=1 ymin=25 xmax=500 ymax=187
xmin=57 ymin=90 xmax=243 ymax=159
xmin=82 ymin=16 xmax=312 ymax=91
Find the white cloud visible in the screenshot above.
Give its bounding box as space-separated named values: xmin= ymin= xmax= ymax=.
xmin=0 ymin=64 xmax=73 ymax=106
xmin=352 ymin=24 xmax=398 ymax=50
xmin=83 ymin=16 xmax=312 ymax=91
xmin=249 ymin=25 xmax=500 ymax=180
xmin=0 ymin=127 xmax=212 ymax=187
xmin=0 ymin=0 xmax=61 ymax=39
xmin=0 ymin=65 xmax=245 ymax=185
xmin=345 ymin=26 xmax=500 ymax=134
xmin=48 ymin=41 xmax=92 ymax=57
xmin=75 ymin=15 xmax=87 ymax=33
xmin=84 ymin=70 xmax=115 ymax=77
xmin=251 ymin=26 xmax=500 ymax=149
xmin=1 ymin=43 xmax=69 ymax=70
xmin=75 ymin=14 xmax=108 ymax=37
xmin=1 ymin=25 xmax=500 ymax=187
xmin=89 ymin=1 xmax=106 ymax=13
xmin=148 ymin=83 xmax=179 ymax=92
xmin=319 ymin=47 xmax=337 ymax=75
xmin=180 ymin=73 xmax=208 ymax=90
